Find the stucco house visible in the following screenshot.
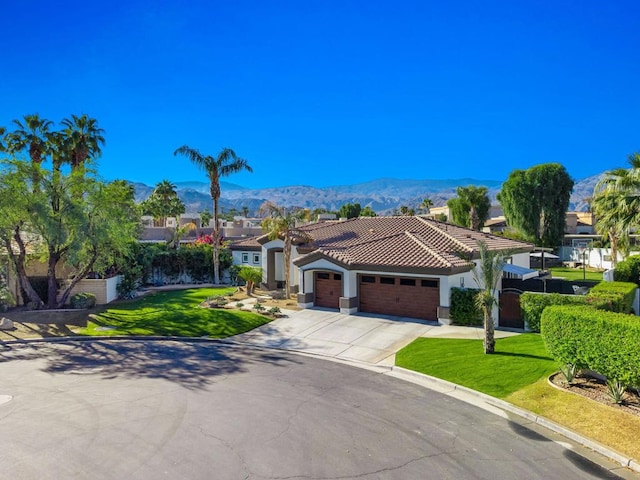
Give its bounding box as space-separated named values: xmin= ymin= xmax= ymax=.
xmin=232 ymin=216 xmax=534 ymax=324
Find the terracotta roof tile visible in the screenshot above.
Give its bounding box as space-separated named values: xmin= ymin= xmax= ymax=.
xmin=293 ymin=216 xmax=532 ymax=273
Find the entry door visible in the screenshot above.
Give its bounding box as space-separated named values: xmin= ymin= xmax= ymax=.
xmin=499 ymin=291 xmax=524 ymax=329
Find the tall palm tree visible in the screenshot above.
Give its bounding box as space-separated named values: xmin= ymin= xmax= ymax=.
xmin=174 ymin=145 xmax=252 ymax=284
xmin=60 ymin=114 xmax=105 ymax=171
xmin=472 ymin=241 xmax=513 ymax=354
xmin=260 ymin=202 xmax=310 ymax=296
xmin=4 ymin=114 xmax=53 ymax=165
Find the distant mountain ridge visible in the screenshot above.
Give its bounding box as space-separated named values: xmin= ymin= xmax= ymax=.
xmin=133 ymin=175 xmax=601 ymax=216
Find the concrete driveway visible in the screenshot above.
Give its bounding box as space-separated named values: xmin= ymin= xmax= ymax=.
xmin=232 ymin=308 xmax=519 ymax=365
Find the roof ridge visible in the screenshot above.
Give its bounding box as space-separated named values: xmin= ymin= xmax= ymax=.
xmin=416 ymin=216 xmax=474 ymax=253
xmin=404 ymin=231 xmax=453 ymax=268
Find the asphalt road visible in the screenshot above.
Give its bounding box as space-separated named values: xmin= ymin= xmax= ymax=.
xmin=0 ymin=340 xmax=634 ymax=479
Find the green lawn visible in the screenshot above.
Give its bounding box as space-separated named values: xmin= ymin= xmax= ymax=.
xmin=395 ymin=334 xmax=557 ymax=398
xmin=548 ymin=267 xmax=603 ymax=282
xmin=81 ymin=287 xmax=272 ymax=338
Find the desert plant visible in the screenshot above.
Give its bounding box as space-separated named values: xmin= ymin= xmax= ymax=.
xmin=237 ymin=266 xmax=263 ymax=295
xmin=235 ymin=302 xmax=244 ymax=309
xmin=268 ymin=306 xmax=282 ymax=317
xmin=606 ymin=379 xmax=626 ymax=404
xmin=559 ymin=363 xmax=578 ymax=384
xmin=253 ymin=303 xmax=266 ymax=312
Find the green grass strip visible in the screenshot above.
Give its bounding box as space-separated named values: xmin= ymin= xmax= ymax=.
xmin=548 ymin=267 xmax=602 ymax=282
xmin=395 ymin=334 xmax=557 ymax=398
xmin=82 ymin=287 xmax=271 ymax=338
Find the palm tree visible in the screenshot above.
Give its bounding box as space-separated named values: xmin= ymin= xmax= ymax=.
xmin=593 ymin=153 xmax=640 ymax=263
xmin=472 ymin=241 xmax=513 ymax=354
xmin=4 ymin=114 xmax=53 ymax=189
xmin=4 ymin=114 xmax=53 ymax=165
xmin=154 ymin=180 xmax=180 ymax=227
xmin=242 ymin=206 xmax=250 ymax=218
xmin=419 ymin=198 xmax=433 ymax=215
xmin=260 ymin=202 xmax=310 ymax=296
xmin=60 ymin=114 xmax=105 ymax=171
xmin=0 ymin=126 xmax=6 ymax=152
xmin=448 ymin=186 xmax=491 ymax=230
xmin=174 ymin=145 xmax=252 ymax=284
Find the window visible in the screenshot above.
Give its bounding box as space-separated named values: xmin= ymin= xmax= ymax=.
xmin=421 ymin=279 xmax=438 ymax=288
xmin=334 ymin=274 xmax=342 ymax=280
xmin=361 ymin=276 xmax=375 ymax=283
xmin=317 ymin=273 xmax=330 ymax=280
xmin=380 ymin=277 xmax=395 ymax=285
xmin=242 ymin=253 xmax=249 ymax=263
xmin=400 ymin=278 xmax=416 ymax=286
xmin=253 ymin=254 xmax=260 ymax=264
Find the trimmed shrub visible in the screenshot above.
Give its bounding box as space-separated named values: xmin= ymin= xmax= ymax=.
xmin=520 ymin=292 xmax=588 ymax=333
xmin=70 ymin=292 xmax=96 ymax=309
xmin=541 ymin=305 xmax=640 ymax=388
xmin=587 ymin=281 xmax=637 ymax=314
xmin=613 ymin=255 xmax=640 ymax=285
xmin=450 ymin=287 xmax=482 ymax=326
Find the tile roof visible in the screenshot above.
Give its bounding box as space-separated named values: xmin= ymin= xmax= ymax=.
xmin=292 ymin=216 xmax=533 ymax=274
xmin=229 ymin=236 xmax=262 ymax=250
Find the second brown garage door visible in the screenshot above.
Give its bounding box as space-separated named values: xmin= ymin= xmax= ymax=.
xmin=315 ymin=272 xmax=342 ymax=309
xmin=359 ymin=275 xmax=439 ymax=321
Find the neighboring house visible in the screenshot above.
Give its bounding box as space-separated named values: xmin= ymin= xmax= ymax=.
xmin=482 ymin=216 xmax=508 ymax=234
xmin=240 ymin=216 xmax=533 ymax=325
xmin=565 ymin=211 xmax=595 ymax=235
xmin=230 ymin=236 xmax=262 ymax=268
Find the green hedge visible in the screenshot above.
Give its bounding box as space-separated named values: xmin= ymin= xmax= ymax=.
xmin=70 ymin=292 xmax=96 ymax=309
xmin=613 ymin=255 xmax=640 ymax=285
xmin=450 ymin=287 xmax=482 ymax=326
xmin=520 ymin=292 xmax=588 ymax=333
xmin=541 ymin=305 xmax=640 ymax=387
xmin=587 ymin=281 xmax=637 ymax=314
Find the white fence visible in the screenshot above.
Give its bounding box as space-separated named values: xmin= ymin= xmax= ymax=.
xmin=558 ymin=247 xmax=640 ymax=271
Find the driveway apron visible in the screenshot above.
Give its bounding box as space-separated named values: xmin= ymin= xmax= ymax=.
xmin=233 ymin=308 xmax=436 ymax=365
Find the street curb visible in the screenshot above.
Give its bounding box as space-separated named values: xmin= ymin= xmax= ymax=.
xmin=391 ymin=366 xmax=639 ymax=474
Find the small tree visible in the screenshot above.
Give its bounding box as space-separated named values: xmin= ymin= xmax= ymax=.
xmin=472 ymin=241 xmax=513 ymax=354
xmin=360 ymin=205 xmax=377 ymax=217
xmin=237 ymin=266 xmax=262 ymax=295
xmin=338 ymin=203 xmax=361 ymax=219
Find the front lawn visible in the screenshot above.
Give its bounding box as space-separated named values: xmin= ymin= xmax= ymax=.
xmin=81 ymin=287 xmax=272 ymax=337
xmin=395 ymin=334 xmax=557 ymax=398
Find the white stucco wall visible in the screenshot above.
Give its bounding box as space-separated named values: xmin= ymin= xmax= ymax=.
xmin=511 ymin=252 xmax=531 ymax=268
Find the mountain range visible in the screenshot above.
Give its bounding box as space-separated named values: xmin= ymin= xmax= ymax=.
xmin=133 ymin=174 xmax=601 ymax=216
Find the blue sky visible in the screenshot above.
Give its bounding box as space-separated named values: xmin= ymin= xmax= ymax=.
xmin=1 ymin=0 xmax=639 ymax=189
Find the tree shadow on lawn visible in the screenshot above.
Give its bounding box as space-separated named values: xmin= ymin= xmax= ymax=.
xmin=0 ymin=340 xmax=300 ymax=391
xmin=493 ymin=351 xmax=554 ymax=362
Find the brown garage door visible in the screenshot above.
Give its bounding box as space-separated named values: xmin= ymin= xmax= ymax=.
xmin=315 ymin=272 xmax=342 ymax=309
xmin=359 ymin=275 xmax=439 ymax=321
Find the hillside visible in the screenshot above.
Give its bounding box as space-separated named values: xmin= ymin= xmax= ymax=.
xmin=134 ymin=175 xmax=600 ymax=216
